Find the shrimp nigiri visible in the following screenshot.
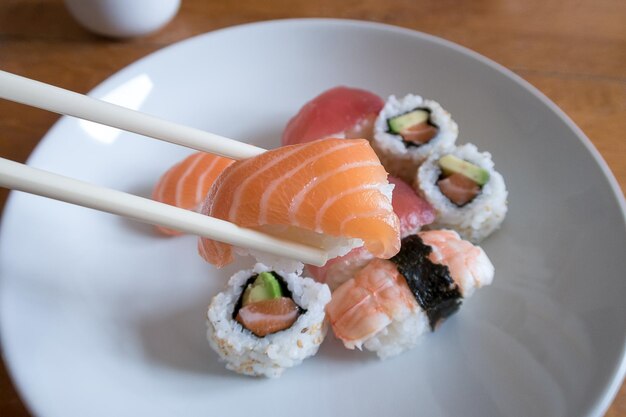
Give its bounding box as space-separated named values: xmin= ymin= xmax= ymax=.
xmin=198 ymin=138 xmax=400 ymax=268
xmin=326 ymin=230 xmax=494 ymax=359
xmin=152 ymin=152 xmax=234 ymax=235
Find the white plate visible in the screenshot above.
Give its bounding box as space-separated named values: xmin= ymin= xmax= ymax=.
xmin=2 ymin=19 xmax=625 ymax=417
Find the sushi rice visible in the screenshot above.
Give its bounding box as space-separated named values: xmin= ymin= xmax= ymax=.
xmin=206 ymin=263 xmax=331 ymax=377
xmin=416 ymin=143 xmax=508 ymax=242
xmin=372 ymin=94 xmax=458 ymax=182
xmin=362 ymin=308 xmax=430 ymax=359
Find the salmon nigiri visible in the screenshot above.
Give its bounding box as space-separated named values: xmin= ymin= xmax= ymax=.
xmin=152 ymin=152 xmax=234 ymax=235
xmin=307 ymin=176 xmax=436 ymax=289
xmin=281 ymin=87 xmax=384 ymax=146
xmin=198 ymin=138 xmax=401 ymax=268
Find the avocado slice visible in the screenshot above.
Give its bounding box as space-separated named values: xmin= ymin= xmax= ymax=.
xmin=438 ymin=154 xmax=490 ymax=186
xmin=388 ymin=109 xmax=431 ymax=134
xmin=242 ymin=272 xmax=283 ymax=306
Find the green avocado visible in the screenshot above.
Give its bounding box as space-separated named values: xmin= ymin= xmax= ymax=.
xmin=242 ymin=272 xmax=283 ymax=306
xmin=438 ymin=154 xmax=490 ymax=186
xmin=387 ymin=109 xmax=430 ymax=133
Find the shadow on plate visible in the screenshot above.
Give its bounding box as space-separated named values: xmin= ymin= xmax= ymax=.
xmin=135 ymin=298 xmax=378 ymax=378
xmin=313 ymin=328 xmax=379 ymax=364
xmin=134 ymin=295 xmax=241 ymax=379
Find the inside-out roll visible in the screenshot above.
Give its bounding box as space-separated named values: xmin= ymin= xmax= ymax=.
xmin=415 ymin=143 xmax=508 ymax=242
xmin=372 ymin=94 xmax=458 ymax=182
xmin=206 ymin=263 xmax=331 ymax=378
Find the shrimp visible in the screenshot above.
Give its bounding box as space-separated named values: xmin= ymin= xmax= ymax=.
xmin=326 ymin=230 xmax=494 ymax=358
xmin=420 ymin=229 xmax=494 ymax=297
xmin=326 ymin=258 xmax=418 ymax=350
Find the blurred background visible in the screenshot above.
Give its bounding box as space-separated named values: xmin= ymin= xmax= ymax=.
xmin=0 ymin=0 xmax=624 ymax=415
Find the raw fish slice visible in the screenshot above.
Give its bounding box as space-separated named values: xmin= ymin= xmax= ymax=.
xmin=152 ymin=152 xmax=234 ymax=235
xmin=388 ymin=176 xmax=435 ymax=237
xmin=198 ymin=138 xmax=400 ymax=268
xmin=281 ymin=86 xmax=384 ymax=146
xmin=307 ymin=176 xmax=435 ymax=289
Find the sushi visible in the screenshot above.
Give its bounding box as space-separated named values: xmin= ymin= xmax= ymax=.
xmin=326 ymin=230 xmax=494 ymax=359
xmin=371 ymin=94 xmax=458 ymax=182
xmin=206 ymin=263 xmax=331 ymax=377
xmin=416 ymin=143 xmax=508 ymax=242
xmin=152 ymin=152 xmax=233 ymax=235
xmin=198 ymin=137 xmax=400 ymax=268
xmin=306 ymin=176 xmax=435 ymax=290
xmin=281 ymin=86 xmax=384 ymax=146
xmin=141 ymin=86 xmax=507 ymax=378
xmin=388 ymin=176 xmax=436 ymax=238
xmin=280 ymin=92 xmax=436 ymax=288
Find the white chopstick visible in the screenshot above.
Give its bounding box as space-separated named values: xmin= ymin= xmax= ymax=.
xmin=0 ymin=70 xmax=265 ymax=160
xmin=0 ymin=158 xmax=328 ymax=267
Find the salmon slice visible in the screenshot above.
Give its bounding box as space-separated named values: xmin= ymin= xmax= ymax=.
xmin=281 ymin=86 xmax=384 ymax=146
xmin=198 ymin=138 xmax=400 ymax=268
xmin=235 ymin=297 xmax=300 ymax=337
xmin=437 ymin=173 xmax=481 ymax=206
xmin=152 ymin=152 xmax=234 ymax=235
xmin=400 ymin=122 xmax=438 ymax=145
xmin=307 ymin=176 xmax=436 ymax=289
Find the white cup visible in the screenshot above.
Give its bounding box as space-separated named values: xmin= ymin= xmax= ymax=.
xmin=64 ymin=0 xmax=181 ymax=38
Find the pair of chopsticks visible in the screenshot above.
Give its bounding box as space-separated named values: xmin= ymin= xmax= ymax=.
xmin=0 ymin=70 xmax=328 ymax=266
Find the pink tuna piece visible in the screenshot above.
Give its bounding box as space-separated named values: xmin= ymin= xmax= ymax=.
xmin=281 ymin=86 xmax=384 ymax=146
xmin=388 ymin=176 xmax=436 ymax=237
xmin=307 ymin=176 xmax=435 ymax=289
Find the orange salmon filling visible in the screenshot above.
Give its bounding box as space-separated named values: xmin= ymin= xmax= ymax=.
xmin=236 ymin=297 xmax=300 ymax=337
xmin=400 ymin=122 xmax=438 ymax=145
xmin=437 ymin=172 xmax=481 ymax=206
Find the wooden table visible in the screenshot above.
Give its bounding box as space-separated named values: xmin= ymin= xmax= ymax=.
xmin=0 ymin=0 xmax=624 ymax=415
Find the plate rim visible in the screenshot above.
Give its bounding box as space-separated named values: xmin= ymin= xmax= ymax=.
xmin=1 ymin=18 xmax=625 ymax=417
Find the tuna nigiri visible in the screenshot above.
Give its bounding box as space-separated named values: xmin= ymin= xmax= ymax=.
xmin=326 ymin=230 xmax=494 ymax=359
xmin=388 ymin=176 xmax=436 ymax=237
xmin=307 ymin=176 xmax=435 ymax=289
xmin=281 ymin=87 xmax=384 ymax=146
xmin=198 ymin=138 xmax=400 ymax=268
xmin=152 ymin=152 xmax=234 ymax=235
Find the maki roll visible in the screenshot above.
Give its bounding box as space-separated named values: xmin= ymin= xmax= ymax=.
xmin=326 ymin=230 xmax=494 ymax=359
xmin=416 ymin=143 xmax=508 ymax=242
xmin=372 ymin=94 xmax=458 ymax=182
xmin=206 ymin=263 xmax=331 ymax=377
